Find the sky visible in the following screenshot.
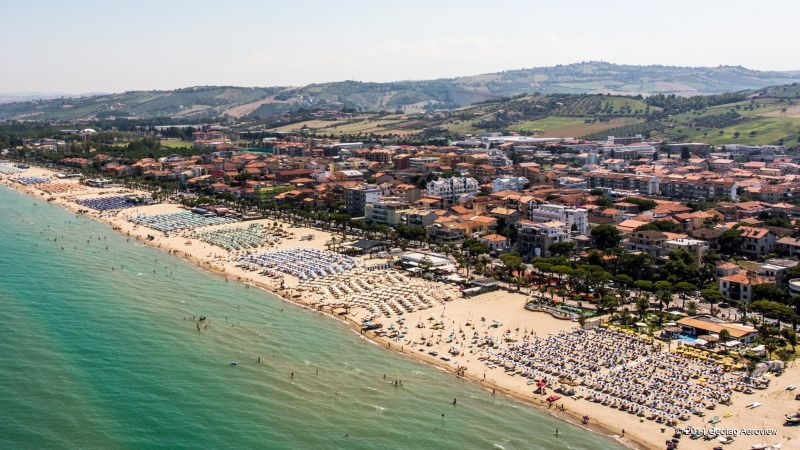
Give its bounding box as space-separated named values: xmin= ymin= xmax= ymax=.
xmin=1 ymin=0 xmax=798 ymax=94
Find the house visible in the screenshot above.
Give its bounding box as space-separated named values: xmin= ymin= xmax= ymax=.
xmin=737 ymin=226 xmax=775 ymax=258
xmin=718 ymin=273 xmax=768 ymax=302
xmin=663 ymin=238 xmax=710 ymax=263
xmin=479 ymin=233 xmax=511 ymax=252
xmin=776 ymin=236 xmax=800 ymax=257
xmin=625 ymin=230 xmax=669 ymax=258
xmin=403 ymin=208 xmax=438 ymax=228
xmin=715 ymin=261 xmax=740 ymax=277
xmin=489 ymin=207 xmax=521 ymax=224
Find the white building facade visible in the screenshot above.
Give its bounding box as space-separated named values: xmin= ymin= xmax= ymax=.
xmin=426 ymin=176 xmax=479 ymax=203
xmin=491 ymin=176 xmax=529 ymax=193
xmin=527 ymin=203 xmax=589 ymax=235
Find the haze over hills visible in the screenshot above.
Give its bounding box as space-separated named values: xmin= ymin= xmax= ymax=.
xmin=2 ymin=62 xmax=800 ymax=121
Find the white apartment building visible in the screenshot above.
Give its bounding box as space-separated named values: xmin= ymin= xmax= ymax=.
xmin=426 ymin=176 xmax=479 ymax=203
xmin=492 ymin=176 xmax=529 ymax=193
xmin=527 ymin=203 xmax=588 ymax=235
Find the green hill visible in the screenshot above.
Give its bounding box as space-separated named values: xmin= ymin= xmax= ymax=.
xmin=4 ymin=62 xmax=800 ymax=121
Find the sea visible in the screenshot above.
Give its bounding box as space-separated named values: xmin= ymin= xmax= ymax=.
xmin=0 ymin=185 xmax=624 ymax=450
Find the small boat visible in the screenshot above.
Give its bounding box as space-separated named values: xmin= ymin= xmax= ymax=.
xmin=787 ymin=385 xmax=797 ymax=391
xmin=718 ymin=435 xmax=735 ymax=444
xmin=229 ymin=360 xmax=239 ymax=366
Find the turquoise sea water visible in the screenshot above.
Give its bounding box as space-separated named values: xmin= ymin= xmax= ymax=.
xmin=0 ymin=185 xmax=624 ymax=450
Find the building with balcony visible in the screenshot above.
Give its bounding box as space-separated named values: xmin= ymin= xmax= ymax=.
xmin=344 ymin=184 xmax=382 ymax=217
xmin=426 ymin=176 xmax=479 ymax=204
xmin=527 ymin=203 xmax=588 ymax=235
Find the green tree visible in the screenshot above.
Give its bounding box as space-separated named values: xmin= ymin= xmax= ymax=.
xmin=674 ymin=281 xmax=697 ymax=311
xmin=614 ymin=274 xmax=633 ymax=287
xmin=500 ymin=252 xmax=525 ymax=290
xmin=701 ymin=288 xmax=725 ymax=315
xmin=752 ymin=284 xmax=789 ymax=304
xmin=591 ymin=224 xmax=621 ymax=250
xmin=718 ymin=328 xmax=731 ymax=344
xmin=418 ymin=256 xmax=433 ymax=274
xmin=751 ymin=299 xmax=795 ymax=327
xmin=718 ymin=228 xmax=743 ymax=255
xmin=635 ymin=220 xmax=677 ymax=232
xmin=548 ymin=241 xmax=576 ymax=257
xmin=597 ymin=294 xmax=620 ymax=314
xmin=636 ymin=294 xmax=650 ymax=319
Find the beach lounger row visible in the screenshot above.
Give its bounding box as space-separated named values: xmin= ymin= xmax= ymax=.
xmin=130 ymin=211 xmax=238 ymax=232
xmin=76 ymin=195 xmax=138 ymax=211
xmin=191 ymin=223 xmax=280 ymax=250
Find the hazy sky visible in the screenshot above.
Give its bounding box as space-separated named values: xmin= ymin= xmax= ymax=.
xmin=2 ymin=0 xmax=798 ymax=93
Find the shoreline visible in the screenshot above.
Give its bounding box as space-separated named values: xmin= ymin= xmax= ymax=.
xmin=7 ymin=166 xmax=798 ymax=450
xmin=0 ymin=173 xmax=646 ymax=449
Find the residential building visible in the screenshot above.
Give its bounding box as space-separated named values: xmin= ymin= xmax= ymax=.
xmin=718 ymin=273 xmax=768 ymax=302
xmin=663 ymin=238 xmax=710 ymax=263
xmin=408 ymin=156 xmax=439 ymax=170
xmin=777 ymin=236 xmax=800 ymax=257
xmin=479 ymin=233 xmax=511 ymax=252
xmin=585 ymin=172 xmax=660 ymax=195
xmin=344 ymin=184 xmax=381 ymax=217
xmin=738 ymin=226 xmax=775 ymax=258
xmin=364 ymin=198 xmax=409 ymax=226
xmin=527 ymin=203 xmax=588 ymax=234
xmin=426 ymin=176 xmax=479 ymax=203
xmin=625 ymin=230 xmax=670 ymax=258
xmin=403 ymin=209 xmax=438 ymax=228
xmin=516 ymin=220 xmax=571 ymax=257
xmin=491 ymin=176 xmax=528 ymax=193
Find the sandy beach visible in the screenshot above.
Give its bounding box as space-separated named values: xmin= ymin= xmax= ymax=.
xmin=2 ymin=165 xmax=798 ymax=450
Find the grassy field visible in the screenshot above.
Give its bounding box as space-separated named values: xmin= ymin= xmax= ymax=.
xmin=596 ymin=96 xmax=650 ymax=115
xmin=676 ymin=117 xmax=800 ymax=145
xmin=506 ymin=116 xmax=642 ymax=137
xmin=545 ymin=117 xmax=642 ymax=138
xmin=321 ymin=119 xmax=407 ymax=135
xmin=270 ymin=116 xmax=417 ymax=136
xmin=271 ymin=119 xmax=346 ymax=132
xmin=160 ymin=139 xmax=193 ymax=149
xmin=508 ymin=116 xmax=586 ymax=133
xmin=440 ymin=119 xmax=482 ymax=135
